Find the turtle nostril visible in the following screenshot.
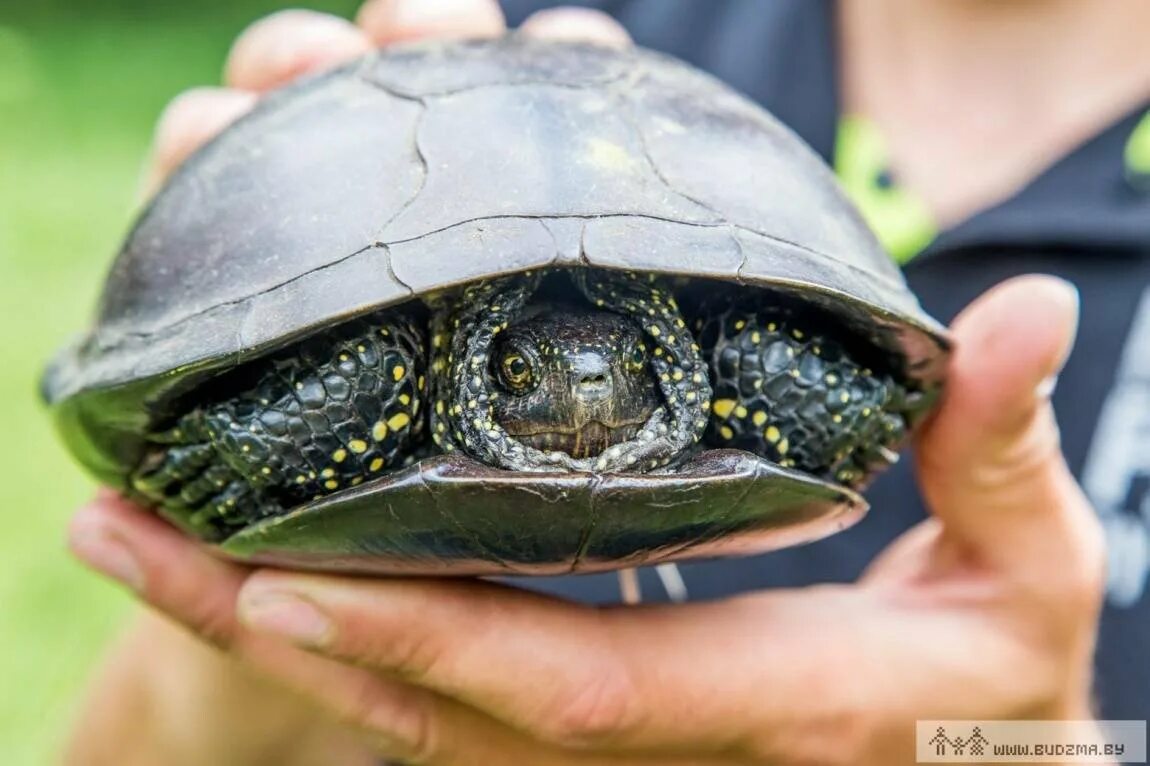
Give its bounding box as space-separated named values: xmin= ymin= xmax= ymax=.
xmin=575 ymin=372 xmax=612 ymax=402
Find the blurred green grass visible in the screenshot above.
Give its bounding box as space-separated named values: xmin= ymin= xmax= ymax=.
xmin=0 ymin=4 xmax=355 ymax=761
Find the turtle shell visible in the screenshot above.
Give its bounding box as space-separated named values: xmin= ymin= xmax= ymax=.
xmin=44 ymin=37 xmax=950 ymax=575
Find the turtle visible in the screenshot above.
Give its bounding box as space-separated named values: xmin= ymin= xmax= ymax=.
xmin=43 ymin=37 xmax=951 ymax=576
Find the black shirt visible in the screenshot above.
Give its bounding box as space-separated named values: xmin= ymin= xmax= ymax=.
xmin=502 ymin=0 xmax=1150 ymax=720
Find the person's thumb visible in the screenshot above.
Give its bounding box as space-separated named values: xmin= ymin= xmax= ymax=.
xmin=914 ymin=275 xmax=1099 ymax=572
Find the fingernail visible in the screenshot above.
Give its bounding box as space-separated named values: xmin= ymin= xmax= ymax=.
xmin=1036 ymin=373 xmax=1059 ymax=400
xmin=70 ymin=527 xmax=145 ymax=593
xmin=1047 ymin=276 xmax=1080 ymax=372
xmin=239 ymin=592 xmax=334 ymax=647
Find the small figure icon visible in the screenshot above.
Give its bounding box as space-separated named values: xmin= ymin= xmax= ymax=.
xmin=968 ymin=726 xmax=990 ymax=756
xmin=928 ymin=726 xmax=953 ymax=756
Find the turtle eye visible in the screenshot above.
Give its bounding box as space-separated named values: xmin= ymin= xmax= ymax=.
xmin=626 ymin=342 xmax=647 ymax=374
xmin=498 ymin=351 xmax=536 ymax=394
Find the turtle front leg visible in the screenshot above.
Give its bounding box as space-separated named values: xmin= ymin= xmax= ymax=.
xmin=130 ymin=309 xmax=428 ymax=539
xmin=697 ymin=304 xmax=920 ymax=486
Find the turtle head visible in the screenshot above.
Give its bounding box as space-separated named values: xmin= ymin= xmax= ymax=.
xmin=489 ymin=307 xmax=660 ymax=459
xmin=432 ymin=270 xmax=711 ymax=473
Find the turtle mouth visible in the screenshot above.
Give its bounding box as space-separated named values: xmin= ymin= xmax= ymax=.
xmin=507 ymin=420 xmax=647 ymax=459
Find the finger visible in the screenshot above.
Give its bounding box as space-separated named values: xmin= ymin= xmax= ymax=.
xmin=237 ymin=572 xmax=857 ymax=756
xmin=67 ymin=495 xmax=440 ymax=760
xmin=66 ymin=501 xmax=728 ymax=763
xmin=144 ymin=87 xmax=257 ymax=196
xmin=519 ymin=7 xmax=632 ymax=47
xmin=356 ymin=0 xmax=506 ymax=44
xmin=225 ymin=9 xmax=373 ymax=92
xmin=69 ymin=493 xmax=250 ymax=641
xmin=915 ymin=276 xmax=1102 ymax=574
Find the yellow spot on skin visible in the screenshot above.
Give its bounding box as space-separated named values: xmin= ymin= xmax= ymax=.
xmin=332 ymin=448 xmax=348 ymax=463
xmin=295 ymin=475 xmax=307 ymax=484
xmin=324 ymin=479 xmax=339 ymax=490
xmin=339 ymin=354 xmax=349 ymax=362
xmin=321 ymin=468 xmax=335 ymax=478
xmin=392 ymin=365 xmax=406 ymax=382
xmin=241 ymin=444 xmax=251 ymax=453
xmin=777 ymin=437 xmax=790 ymax=455
xmin=840 ymin=391 xmax=851 ymax=403
xmin=833 ymin=414 xmax=843 ymax=423
xmin=752 ymin=411 xmax=767 ymax=426
xmin=261 ymin=466 xmax=271 ymax=475
xmin=719 ymin=426 xmax=734 ymax=440
xmin=792 ymin=329 xmax=804 ymax=340
xmin=649 ymin=326 xmax=661 ymax=336
xmin=686 ymin=391 xmax=697 ymax=401
xmin=765 ymin=426 xmax=781 ymax=443
xmin=357 ymin=345 xmax=366 ymax=353
xmin=370 ymin=458 xmax=384 ymax=472
xmin=399 ymin=393 xmax=411 ymax=405
xmin=351 ymin=477 xmax=364 ymax=486
xmin=372 ymin=422 xmax=388 ymax=441
xmin=702 ymin=400 xmax=711 ymax=411
xmin=418 ymin=375 xmax=426 ymax=390
xmin=388 ymin=412 xmax=411 ymax=431
xmin=692 ymin=373 xmax=703 ymax=384
xmin=672 ymin=369 xmax=683 ymax=381
xmin=751 ymin=331 xmax=761 ymax=344
xmin=435 ymin=401 xmax=445 ymax=415
xmin=294 ymin=382 xmax=303 ymax=390
xmin=349 ymin=439 xmax=368 ymax=454
xmin=712 ymin=399 xmax=737 ymax=418
xmin=767 ymin=322 xmax=777 ymax=332
xmin=734 ymin=320 xmax=746 ymax=331
xmin=826 ymin=373 xmax=839 ymax=385
xmin=862 ymin=407 xmax=872 ymax=417
xmin=735 ymin=405 xmax=748 ymax=419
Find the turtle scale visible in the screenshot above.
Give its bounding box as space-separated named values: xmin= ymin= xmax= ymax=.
xmin=43 ymin=38 xmax=951 ymax=575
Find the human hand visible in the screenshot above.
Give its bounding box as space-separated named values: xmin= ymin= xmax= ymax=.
xmin=74 ymin=270 xmax=1102 ymax=764
xmin=69 ymin=3 xmax=1105 ymax=764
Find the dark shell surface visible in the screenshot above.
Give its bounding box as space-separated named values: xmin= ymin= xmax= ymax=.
xmin=45 ymin=38 xmax=950 ymax=574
